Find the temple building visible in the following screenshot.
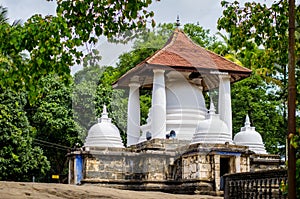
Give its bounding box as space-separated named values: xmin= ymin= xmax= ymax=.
xmin=68 ymin=28 xmax=282 ymax=196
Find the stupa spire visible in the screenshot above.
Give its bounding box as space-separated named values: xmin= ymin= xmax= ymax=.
xmin=102 ymin=105 xmax=108 ymax=118
xmin=209 ymin=99 xmax=216 ymax=115
xmin=245 ymin=114 xmax=251 ymax=127
xmin=98 ymin=104 xmax=111 ymax=123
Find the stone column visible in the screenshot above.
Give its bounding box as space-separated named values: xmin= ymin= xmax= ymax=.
xmin=127 ymin=77 xmax=141 ymax=146
xmin=214 ymin=155 xmax=221 ymax=191
xmin=73 ymin=156 xmax=77 ymax=185
xmin=218 ymin=74 xmax=232 ymax=136
xmin=247 ymin=156 xmax=250 ymax=172
xmin=68 ymin=158 xmax=72 ymax=184
xmin=151 ymin=69 xmax=166 ymax=139
xmin=235 ymin=155 xmax=241 ymax=173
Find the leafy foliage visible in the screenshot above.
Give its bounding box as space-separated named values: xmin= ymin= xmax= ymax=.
xmin=0 ymin=88 xmax=50 ymax=181
xmin=231 ymin=75 xmax=285 ymax=154
xmin=218 ymin=0 xmax=289 ymax=67
xmin=218 ymin=1 xmax=299 ymax=196
xmin=0 ymin=14 xmax=80 ymax=102
xmin=56 ymin=0 xmax=155 ymax=44
xmin=184 ymin=23 xmax=218 ymax=49
xmin=0 ymin=0 xmax=157 ymax=180
xmin=73 ymin=65 xmax=105 ymax=139
xmin=29 ymin=75 xmax=82 ymax=182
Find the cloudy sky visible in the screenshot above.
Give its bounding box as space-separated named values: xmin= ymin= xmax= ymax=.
xmin=1 ymin=0 xmax=269 ymax=73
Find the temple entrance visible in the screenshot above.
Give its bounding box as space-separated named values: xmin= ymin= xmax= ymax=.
xmin=220 ymin=157 xmax=230 ymax=176
xmin=220 ymin=157 xmax=230 ymax=190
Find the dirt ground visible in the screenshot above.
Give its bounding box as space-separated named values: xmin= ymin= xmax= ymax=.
xmin=0 ymin=181 xmax=223 ymax=199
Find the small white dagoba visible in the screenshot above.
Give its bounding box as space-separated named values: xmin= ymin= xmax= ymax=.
xmin=191 ymin=100 xmax=232 ymax=144
xmin=84 ymin=105 xmax=124 ymax=148
xmin=233 ymin=115 xmax=267 ymax=154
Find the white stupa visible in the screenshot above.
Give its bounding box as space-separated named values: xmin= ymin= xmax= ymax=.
xmin=190 ymin=100 xmax=232 ymax=144
xmin=233 ymin=115 xmax=267 ymax=154
xmin=112 ymin=29 xmax=252 ymax=146
xmin=139 ymin=71 xmax=208 ymax=142
xmin=165 ymin=71 xmax=208 ymax=140
xmin=84 ymin=105 xmax=124 ymax=148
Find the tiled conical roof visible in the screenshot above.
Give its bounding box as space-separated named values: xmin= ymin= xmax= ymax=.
xmin=113 ymin=29 xmax=251 ymax=90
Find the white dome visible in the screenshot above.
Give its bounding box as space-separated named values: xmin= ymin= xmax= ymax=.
xmin=84 ymin=105 xmax=124 ymax=148
xmin=191 ymin=101 xmax=232 ymax=144
xmin=233 ymin=115 xmax=267 ymax=154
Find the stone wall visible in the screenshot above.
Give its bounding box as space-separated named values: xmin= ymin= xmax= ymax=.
xmin=250 ymin=154 xmax=283 ymax=171
xmin=181 ymin=154 xmax=213 ymax=181
xmin=68 ymin=139 xmax=282 ymax=195
xmin=83 ymin=150 xmax=174 ymax=182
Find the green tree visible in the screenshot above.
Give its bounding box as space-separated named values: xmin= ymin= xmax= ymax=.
xmin=218 ymin=1 xmax=289 ymax=68
xmin=217 ymin=0 xmax=293 ymax=149
xmin=73 ymin=64 xmax=105 ymax=139
xmin=0 ymin=13 xmax=80 ymax=102
xmin=218 ymin=2 xmax=299 ymax=195
xmin=184 ymin=23 xmax=218 ymax=49
xmin=0 ymin=5 xmax=8 ymax=24
xmin=0 ymin=5 xmax=52 ymax=182
xmin=0 ymin=0 xmax=157 ymax=181
xmin=0 ymin=88 xmax=50 ymax=181
xmin=217 ymin=0 xmax=292 ymax=106
xmin=231 ymin=75 xmax=285 ymax=154
xmin=2 ymin=0 xmax=156 ymax=101
xmin=29 ymin=75 xmax=82 ymax=182
xmin=56 ymin=0 xmax=155 ymax=44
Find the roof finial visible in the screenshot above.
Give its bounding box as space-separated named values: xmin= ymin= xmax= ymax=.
xmin=101 ymin=105 xmax=109 ymax=119
xmin=245 ymin=114 xmax=251 ymax=127
xmin=176 ymin=15 xmax=180 ymax=28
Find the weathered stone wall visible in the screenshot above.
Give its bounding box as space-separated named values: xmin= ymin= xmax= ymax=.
xmin=181 ymin=154 xmax=213 ymax=181
xmin=68 ymin=139 xmax=281 ymax=196
xmin=240 ymin=156 xmax=250 ymax=173
xmin=83 ymin=150 xmax=174 ymax=182
xmin=250 ymin=154 xmax=283 ymax=172
xmin=85 ymin=155 xmax=125 ymax=180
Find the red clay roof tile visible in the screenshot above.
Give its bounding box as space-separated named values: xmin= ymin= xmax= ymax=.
xmin=113 ymin=29 xmax=252 ymax=89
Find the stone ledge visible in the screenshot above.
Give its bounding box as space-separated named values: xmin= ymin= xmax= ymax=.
xmin=81 ymin=179 xmax=217 ymax=195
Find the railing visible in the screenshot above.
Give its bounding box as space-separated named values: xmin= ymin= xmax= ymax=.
xmin=224 ymin=169 xmax=287 ymax=199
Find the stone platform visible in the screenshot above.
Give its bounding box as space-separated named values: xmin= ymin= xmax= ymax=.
xmin=67 ymin=138 xmax=283 ymax=196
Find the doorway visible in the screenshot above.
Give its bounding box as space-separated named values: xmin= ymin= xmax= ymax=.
xmin=220 ymin=157 xmax=230 ymax=176
xmin=219 ymin=157 xmax=230 ymax=190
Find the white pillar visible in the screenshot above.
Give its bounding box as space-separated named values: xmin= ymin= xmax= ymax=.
xmin=151 ymin=69 xmax=166 ymax=139
xmin=126 ymin=78 xmax=140 ymax=146
xmin=218 ymin=74 xmax=232 ymax=136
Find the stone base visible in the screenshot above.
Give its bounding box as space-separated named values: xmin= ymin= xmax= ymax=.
xmin=81 ymin=179 xmax=216 ymax=195
xmin=68 ymin=139 xmax=282 ymax=197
